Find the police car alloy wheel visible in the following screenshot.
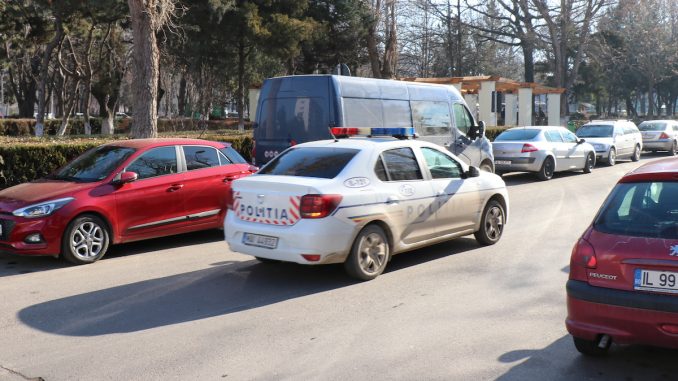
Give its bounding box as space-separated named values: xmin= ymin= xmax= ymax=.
xmin=344 ymin=225 xmax=390 ymax=281
xmin=474 ymin=200 xmax=505 ymax=246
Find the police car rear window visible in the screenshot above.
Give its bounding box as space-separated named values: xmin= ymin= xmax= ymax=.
xmin=258 ymin=147 xmax=359 ymax=179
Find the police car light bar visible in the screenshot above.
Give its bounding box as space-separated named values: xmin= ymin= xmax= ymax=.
xmin=330 ymin=127 xmax=416 ymax=138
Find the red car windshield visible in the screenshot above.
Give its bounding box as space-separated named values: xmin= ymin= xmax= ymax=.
xmin=49 ymin=145 xmax=136 ymax=182
xmin=594 ymin=181 xmax=678 ymax=239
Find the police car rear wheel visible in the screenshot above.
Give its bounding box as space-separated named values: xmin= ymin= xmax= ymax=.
xmin=474 ymin=200 xmax=505 ymax=246
xmin=344 ymin=225 xmax=390 ymax=281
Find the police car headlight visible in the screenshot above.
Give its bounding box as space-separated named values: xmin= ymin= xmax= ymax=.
xmin=13 ymin=197 xmax=74 ymax=218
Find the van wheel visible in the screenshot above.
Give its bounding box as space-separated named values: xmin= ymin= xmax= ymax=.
xmin=537 ymin=157 xmax=555 ymax=181
xmin=572 ymin=336 xmax=610 ymax=356
xmin=631 ymin=145 xmax=641 ymax=162
xmin=474 ymin=200 xmax=505 ymax=245
xmin=479 ymin=161 xmax=493 ymax=173
xmin=62 ymin=215 xmax=110 ymax=265
xmin=344 ymin=225 xmax=390 ymax=281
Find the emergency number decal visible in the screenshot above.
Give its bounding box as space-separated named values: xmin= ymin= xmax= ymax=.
xmin=399 ymin=184 xmax=415 ymax=197
xmin=344 ymin=177 xmax=370 ymax=188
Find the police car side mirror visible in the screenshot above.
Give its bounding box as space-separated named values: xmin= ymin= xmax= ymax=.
xmin=463 ymin=166 xmax=480 ymax=179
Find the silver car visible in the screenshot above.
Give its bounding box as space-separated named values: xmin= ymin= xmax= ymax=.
xmin=639 ymin=120 xmax=678 ymax=156
xmin=493 ymin=126 xmax=596 ymax=181
xmin=575 ymin=120 xmax=642 ymax=165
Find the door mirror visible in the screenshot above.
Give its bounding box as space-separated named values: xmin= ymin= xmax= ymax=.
xmin=113 ymin=171 xmax=138 ymax=185
xmin=477 ymin=121 xmax=486 ymax=137
xmin=577 ymin=138 xmax=585 ymax=144
xmin=469 ymin=121 xmax=486 ymax=140
xmin=463 ymin=166 xmax=480 ymax=179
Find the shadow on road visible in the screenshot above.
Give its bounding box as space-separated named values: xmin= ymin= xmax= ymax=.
xmin=496 ymin=335 xmax=678 ymax=380
xmin=17 ymin=236 xmax=480 ymax=337
xmin=0 ymin=229 xmax=225 ymax=277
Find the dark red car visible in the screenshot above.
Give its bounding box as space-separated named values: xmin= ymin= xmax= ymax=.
xmin=0 ymin=138 xmax=255 ymax=264
xmin=567 ymin=157 xmax=678 ymax=355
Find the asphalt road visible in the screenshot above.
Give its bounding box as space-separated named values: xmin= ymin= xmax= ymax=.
xmin=1 ymin=153 xmax=677 ymax=381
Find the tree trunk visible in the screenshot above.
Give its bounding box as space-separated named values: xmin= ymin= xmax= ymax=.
xmin=237 ymin=38 xmax=245 ymax=131
xmin=36 ymin=17 xmax=63 ymax=137
xmin=522 ymin=45 xmax=534 ymax=83
xmin=178 ymin=74 xmax=186 ymax=117
xmin=366 ymin=0 xmax=383 ymax=78
xmin=102 ymin=103 xmax=115 ymax=135
xmin=128 ymin=0 xmax=160 ymax=138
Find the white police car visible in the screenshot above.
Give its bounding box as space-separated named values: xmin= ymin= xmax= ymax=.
xmin=224 ymin=127 xmax=509 ymax=280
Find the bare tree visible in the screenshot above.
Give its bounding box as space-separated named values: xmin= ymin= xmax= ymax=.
xmin=127 ymin=0 xmax=178 ymax=138
xmin=366 ymin=0 xmax=399 ymax=78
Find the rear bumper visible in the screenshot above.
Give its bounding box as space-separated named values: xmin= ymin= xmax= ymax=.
xmin=224 ymin=211 xmax=357 ymax=264
xmin=643 ymin=140 xmax=673 ymax=151
xmin=493 ymin=156 xmax=539 ymax=173
xmin=566 ymin=280 xmax=678 ymax=348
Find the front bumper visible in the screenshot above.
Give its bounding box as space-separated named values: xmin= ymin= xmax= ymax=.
xmin=224 ymin=211 xmax=358 ymax=265
xmin=566 ymin=280 xmax=678 ymax=349
xmin=0 ymin=214 xmax=63 ymax=256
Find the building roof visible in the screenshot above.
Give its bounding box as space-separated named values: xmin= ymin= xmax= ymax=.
xmin=399 ymin=76 xmax=566 ymax=95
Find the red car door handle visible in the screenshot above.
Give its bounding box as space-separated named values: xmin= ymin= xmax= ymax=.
xmin=223 ymin=175 xmax=239 ymax=182
xmin=168 ymin=184 xmax=184 ymax=192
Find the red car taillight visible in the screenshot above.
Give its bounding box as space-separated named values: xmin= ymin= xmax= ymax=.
xmin=300 ymin=194 xmax=342 ymax=219
xmin=660 ymin=132 xmax=670 ymax=139
xmin=569 ymin=238 xmax=597 ymax=281
xmin=521 ymin=143 xmax=539 ymax=153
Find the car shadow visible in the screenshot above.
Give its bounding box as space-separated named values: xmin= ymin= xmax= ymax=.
xmin=0 ymin=229 xmax=225 ymax=278
xmin=496 ymin=334 xmax=678 ymax=380
xmin=501 ymin=171 xmax=583 ymax=187
xmin=17 ymin=237 xmax=480 ymax=337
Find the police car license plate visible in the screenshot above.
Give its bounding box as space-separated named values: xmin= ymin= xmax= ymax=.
xmin=243 ymin=233 xmax=278 ymax=249
xmin=634 ymin=269 xmax=678 ymax=293
xmin=494 ymin=160 xmax=511 ymax=165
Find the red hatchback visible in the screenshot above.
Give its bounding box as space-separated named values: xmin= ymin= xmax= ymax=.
xmin=0 ymin=138 xmax=255 ymax=264
xmin=567 ymin=157 xmax=678 ymax=355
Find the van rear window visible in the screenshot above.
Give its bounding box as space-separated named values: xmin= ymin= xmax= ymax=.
xmin=258 ymin=97 xmax=330 ymax=141
xmin=594 ymin=182 xmax=678 ymax=239
xmin=258 ymin=147 xmax=359 ymax=179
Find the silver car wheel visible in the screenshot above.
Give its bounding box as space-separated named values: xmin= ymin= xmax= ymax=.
xmin=358 ymin=232 xmax=388 ymax=274
xmin=484 ymin=205 xmax=504 ymax=241
xmin=608 ymin=148 xmax=616 ymax=166
xmin=70 ymin=221 xmax=105 ymax=260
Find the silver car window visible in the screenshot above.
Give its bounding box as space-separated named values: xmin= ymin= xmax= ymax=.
xmin=545 ymin=130 xmax=563 ymax=142
xmin=562 ymin=131 xmax=578 ymax=143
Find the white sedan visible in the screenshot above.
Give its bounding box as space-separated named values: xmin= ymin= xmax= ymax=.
xmin=224 ymin=128 xmax=509 ymax=280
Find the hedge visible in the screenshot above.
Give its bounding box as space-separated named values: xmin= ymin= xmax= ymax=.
xmin=0 ymin=118 xmax=250 ymax=136
xmin=0 ymin=132 xmax=253 ymax=189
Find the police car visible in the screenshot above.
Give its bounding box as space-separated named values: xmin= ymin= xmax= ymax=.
xmin=224 ymin=127 xmax=509 ymax=280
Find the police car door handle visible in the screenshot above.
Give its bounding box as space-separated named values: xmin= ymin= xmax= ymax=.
xmin=386 ymin=196 xmax=400 ymax=205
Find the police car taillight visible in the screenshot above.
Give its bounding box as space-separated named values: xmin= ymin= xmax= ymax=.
xmin=331 ymin=127 xmax=416 ymax=137
xmin=300 ymin=194 xmax=342 ymax=218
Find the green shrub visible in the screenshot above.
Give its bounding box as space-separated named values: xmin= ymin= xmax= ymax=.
xmin=0 ymin=132 xmax=253 ymax=189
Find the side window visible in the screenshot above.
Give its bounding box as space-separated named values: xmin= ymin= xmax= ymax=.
xmin=562 ymin=131 xmax=578 ymax=143
xmin=381 ymin=147 xmax=423 ymax=181
xmin=343 ymin=98 xmax=383 ymax=128
xmin=673 ymin=124 xmax=678 ymax=132
xmin=421 ymin=147 xmax=462 ymax=179
xmin=126 ymin=146 xmax=178 ymax=180
xmin=183 ymin=146 xmax=220 ymax=171
xmin=411 ymin=101 xmax=452 ymax=136
xmin=374 ymin=156 xmax=389 ymax=181
xmin=545 ymin=130 xmax=563 ymax=142
xmin=452 ymin=103 xmax=474 ymax=135
xmin=219 ymin=146 xmax=247 ymax=164
xmin=614 ymin=127 xmax=623 ymax=137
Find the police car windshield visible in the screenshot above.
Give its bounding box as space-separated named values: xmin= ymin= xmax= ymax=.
xmin=494 ymin=129 xmax=540 ymax=141
xmin=258 ymin=147 xmax=359 ymax=179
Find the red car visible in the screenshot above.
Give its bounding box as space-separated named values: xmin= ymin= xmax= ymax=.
xmin=567 ymin=157 xmax=678 ymax=355
xmin=0 ymin=138 xmax=255 ymax=264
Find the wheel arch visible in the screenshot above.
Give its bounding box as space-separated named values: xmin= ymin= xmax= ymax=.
xmin=361 ymin=220 xmax=394 ymax=252
xmin=64 ymin=211 xmax=115 ymax=245
xmin=487 ymin=193 xmax=508 ymax=223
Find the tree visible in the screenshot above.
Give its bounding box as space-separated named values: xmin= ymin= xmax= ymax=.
xmin=127 ymin=0 xmax=178 ymax=138
xmin=365 ymin=0 xmax=398 ymax=78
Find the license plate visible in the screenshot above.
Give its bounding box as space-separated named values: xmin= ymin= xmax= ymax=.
xmin=242 ymin=233 xmax=278 ymax=249
xmin=634 ymin=269 xmax=678 ymax=293
xmin=494 ymin=160 xmax=511 ymax=165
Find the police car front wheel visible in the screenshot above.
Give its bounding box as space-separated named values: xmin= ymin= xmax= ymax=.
xmin=344 ymin=225 xmax=390 ymax=281
xmin=474 ymin=200 xmax=505 ymax=246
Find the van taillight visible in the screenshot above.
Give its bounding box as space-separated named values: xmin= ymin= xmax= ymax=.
xmin=521 ymin=144 xmax=539 ymax=153
xmin=569 ymin=238 xmax=597 ymax=281
xmin=300 ymin=194 xmax=342 ymax=218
